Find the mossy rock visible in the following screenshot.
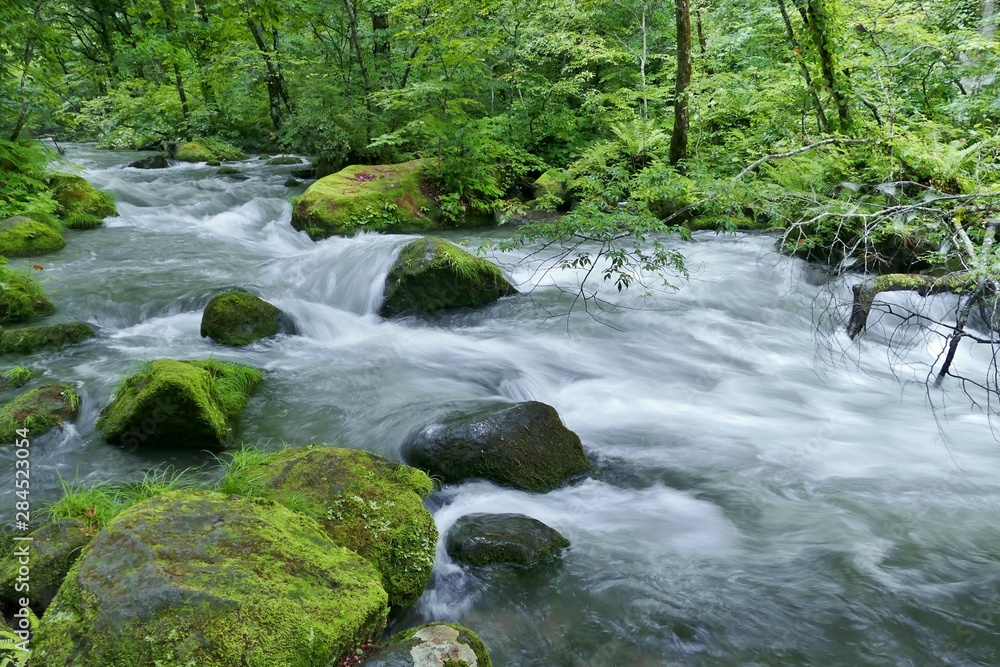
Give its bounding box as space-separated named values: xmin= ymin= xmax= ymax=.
xmin=0 ymin=519 xmax=91 ymax=616
xmin=216 ymin=165 xmax=241 ymax=175
xmin=0 ymin=383 xmax=79 ymax=442
xmin=402 ymin=401 xmax=592 ymax=493
xmin=0 ymin=216 xmax=65 ymax=257
xmin=205 ymin=159 xmax=222 ymax=167
xmin=291 ymin=161 xmax=448 ymax=239
xmin=0 ymin=265 xmax=54 ymax=325
xmin=446 ymin=514 xmax=569 ymax=568
xmin=128 ymin=155 xmax=169 ymax=169
xmin=285 ymin=178 xmax=301 ymax=187
xmin=380 ymin=237 xmax=517 ymax=318
xmin=0 ymin=322 xmax=96 ymax=355
xmin=200 ymin=290 xmax=284 ymax=346
xmin=96 ymin=359 xmax=262 ymax=449
xmin=361 ymin=623 xmax=492 ymax=667
xmin=227 ymin=446 xmax=437 ymax=608
xmin=47 ymin=173 xmax=117 ymax=230
xmin=529 ymin=169 xmax=569 ymax=210
xmin=267 ymin=156 xmax=302 ymax=166
xmin=0 ymin=366 xmax=35 ymax=391
xmin=174 ymin=140 xmax=246 ymax=162
xmin=30 ymin=490 xmax=389 ymax=667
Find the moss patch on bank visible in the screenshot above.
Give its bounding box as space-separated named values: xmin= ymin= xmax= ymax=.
xmin=0 ymin=216 xmax=65 ymax=257
xmin=47 ymin=174 xmax=117 ymax=230
xmin=0 ymin=384 xmax=79 ymax=442
xmin=0 ymin=322 xmax=95 ymax=355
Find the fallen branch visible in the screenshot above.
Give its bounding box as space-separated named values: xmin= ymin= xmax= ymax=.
xmin=847 ymin=272 xmax=982 ymax=339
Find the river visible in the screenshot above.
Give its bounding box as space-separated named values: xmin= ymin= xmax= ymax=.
xmin=4 ymin=144 xmax=998 ymax=666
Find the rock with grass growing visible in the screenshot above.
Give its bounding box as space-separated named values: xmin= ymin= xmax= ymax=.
xmin=446 ymin=514 xmax=569 ymax=568
xmin=0 ymin=383 xmax=79 ymax=442
xmin=30 ymin=490 xmax=389 ymax=667
xmin=47 ymin=173 xmax=117 ymax=230
xmin=0 ymin=366 xmax=36 ymax=391
xmin=96 ymin=359 xmax=262 ymax=449
xmin=530 ymin=168 xmax=570 ymax=210
xmin=380 ymin=237 xmax=517 ymax=318
xmin=200 ymin=290 xmax=284 ymax=346
xmin=220 ymin=446 xmax=437 ymax=608
xmin=173 ymin=140 xmax=246 ymax=162
xmin=0 ymin=322 xmax=96 ymax=355
xmin=266 ymin=156 xmax=302 ymax=166
xmin=0 ymin=216 xmax=65 ymax=257
xmin=402 ymin=401 xmax=592 ymax=493
xmin=0 ymin=261 xmax=55 ymax=324
xmin=0 ymin=519 xmax=91 ymax=616
xmin=360 ymin=623 xmax=492 ymax=667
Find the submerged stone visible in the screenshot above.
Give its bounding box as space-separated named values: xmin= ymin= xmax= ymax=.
xmin=402 ymin=401 xmax=591 ymax=493
xmin=0 ymin=383 xmax=79 ymax=442
xmin=200 ymin=290 xmax=284 ymax=346
xmin=96 ymin=359 xmax=262 ymax=449
xmin=380 ymin=237 xmax=516 ymax=317
xmin=30 ymin=490 xmax=389 ymax=667
xmin=0 ymin=322 xmax=95 ymax=355
xmin=47 ymin=173 xmax=117 ymax=229
xmin=361 ymin=623 xmax=492 ymax=667
xmin=0 ymin=216 xmax=65 ymax=257
xmin=225 ymin=446 xmax=437 ymax=608
xmin=446 ymin=513 xmax=569 ymax=567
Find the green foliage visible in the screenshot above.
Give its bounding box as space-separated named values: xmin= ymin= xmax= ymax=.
xmin=0 ymin=608 xmax=36 ymax=667
xmin=0 ymin=366 xmax=34 ymax=391
xmin=0 ymin=141 xmax=58 ymax=224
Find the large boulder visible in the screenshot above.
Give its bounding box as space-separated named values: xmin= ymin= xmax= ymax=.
xmin=30 ymin=491 xmax=389 ymax=667
xmin=291 ymin=161 xmax=447 ymax=239
xmin=0 ymin=263 xmax=55 ymax=324
xmin=446 ymin=514 xmax=569 ymax=568
xmin=0 ymin=322 xmax=95 ymax=355
xmin=200 ymin=290 xmax=284 ymax=346
xmin=0 ymin=519 xmax=90 ymax=616
xmin=380 ymin=237 xmax=517 ymax=318
xmin=47 ymin=173 xmax=117 ymax=229
xmin=402 ymin=401 xmax=591 ymax=493
xmin=128 ymin=155 xmax=168 ymax=169
xmin=224 ymin=446 xmax=437 ymax=608
xmin=172 ymin=140 xmax=246 ymax=162
xmin=0 ymin=216 xmax=64 ymax=257
xmin=96 ymin=359 xmax=262 ymax=449
xmin=0 ymin=384 xmax=79 ymax=442
xmin=529 ymin=168 xmax=569 ymax=210
xmin=360 ymin=623 xmax=492 ymax=667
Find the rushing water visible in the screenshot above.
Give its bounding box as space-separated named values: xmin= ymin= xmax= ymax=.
xmin=3 ymin=144 xmax=998 ymax=666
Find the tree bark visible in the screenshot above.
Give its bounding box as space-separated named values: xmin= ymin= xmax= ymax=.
xmin=804 ymin=0 xmax=850 ymax=131
xmin=847 ymin=273 xmax=981 ymax=339
xmin=669 ymin=0 xmax=692 ymax=167
xmin=246 ymin=14 xmax=293 ymax=130
xmin=342 ymin=0 xmax=374 ymax=139
xmin=777 ymin=0 xmax=830 ymax=133
xmin=372 ymin=12 xmax=389 ymax=56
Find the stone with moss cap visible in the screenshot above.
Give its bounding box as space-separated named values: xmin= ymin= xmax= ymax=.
xmin=30 ymin=490 xmax=389 ymax=667
xmin=402 ymin=401 xmax=591 ymax=493
xmin=200 ymin=290 xmax=284 ymax=346
xmin=47 ymin=173 xmax=117 ymax=230
xmin=291 ymin=160 xmax=447 ymax=239
xmin=0 ymin=518 xmax=91 ymax=616
xmin=173 ymin=140 xmax=246 ymax=162
xmin=380 ymin=237 xmax=517 ymax=317
xmin=0 ymin=383 xmax=79 ymax=442
xmin=0 ymin=262 xmax=55 ymax=324
xmin=0 ymin=216 xmax=65 ymax=257
xmin=0 ymin=322 xmax=95 ymax=355
xmin=446 ymin=513 xmax=569 ymax=568
xmin=529 ymin=168 xmax=569 ymax=210
xmin=360 ymin=623 xmax=492 ymax=667
xmin=222 ymin=446 xmax=437 ymax=608
xmin=96 ymin=359 xmax=262 ymax=449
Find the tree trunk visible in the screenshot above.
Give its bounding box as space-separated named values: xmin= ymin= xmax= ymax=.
xmin=983 ymin=0 xmax=997 ymax=40
xmin=372 ymin=12 xmax=389 ymax=56
xmin=342 ymin=0 xmax=374 ymax=140
xmin=804 ymin=0 xmax=850 ymax=131
xmin=777 ymin=0 xmax=830 ymax=133
xmin=669 ymin=0 xmax=692 ymax=167
xmin=246 ymin=16 xmax=293 ymax=130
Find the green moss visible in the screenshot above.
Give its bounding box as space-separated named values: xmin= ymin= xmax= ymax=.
xmin=31 ymin=490 xmax=389 ymax=667
xmin=47 ymin=174 xmax=117 ymax=230
xmin=174 ymin=140 xmax=246 ymax=162
xmin=385 ymin=623 xmax=492 ymax=667
xmin=216 ymin=166 xmax=240 ymax=175
xmin=218 ymin=445 xmax=437 ymax=608
xmin=205 ymin=159 xmax=221 ymax=166
xmin=291 ymin=161 xmax=445 ymax=239
xmin=381 ymin=237 xmax=517 ymax=317
xmin=0 ymin=519 xmax=91 ymax=615
xmin=0 ymin=322 xmax=95 ymax=355
xmin=96 ymin=359 xmax=262 ymax=449
xmin=200 ymin=290 xmax=282 ymax=346
xmin=0 ymin=366 xmax=35 ymax=391
xmin=0 ymin=216 xmax=65 ymax=257
xmin=0 ymin=384 xmax=79 ymax=442
xmin=530 ymin=169 xmax=569 ymax=210
xmin=0 ymin=261 xmax=55 ymax=324
xmin=266 ymin=156 xmax=302 ymax=166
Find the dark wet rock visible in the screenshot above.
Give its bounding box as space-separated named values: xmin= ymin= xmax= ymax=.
xmin=446 ymin=513 xmax=569 ymax=567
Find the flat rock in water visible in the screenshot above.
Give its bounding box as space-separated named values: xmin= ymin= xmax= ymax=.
xmin=446 ymin=513 xmax=569 ymax=567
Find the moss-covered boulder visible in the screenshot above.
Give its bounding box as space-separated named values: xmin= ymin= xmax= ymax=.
xmin=205 ymin=159 xmax=222 ymax=166
xmin=30 ymin=490 xmax=389 ymax=667
xmin=291 ymin=161 xmax=446 ymax=239
xmin=446 ymin=514 xmax=569 ymax=568
xmin=380 ymin=237 xmax=517 ymax=318
xmin=267 ymin=156 xmax=302 ymax=166
xmin=200 ymin=290 xmax=283 ymax=346
xmin=0 ymin=216 xmax=65 ymax=257
xmin=285 ymin=177 xmax=301 ymax=187
xmin=174 ymin=140 xmax=246 ymax=162
xmin=216 ymin=165 xmax=240 ymax=175
xmin=0 ymin=322 xmax=95 ymax=355
xmin=402 ymin=401 xmax=591 ymax=493
xmin=0 ymin=519 xmax=90 ymax=616
xmin=47 ymin=173 xmax=117 ymax=230
xmin=0 ymin=263 xmax=55 ymax=324
xmin=0 ymin=384 xmax=79 ymax=442
xmin=361 ymin=623 xmax=492 ymax=667
xmin=128 ymin=155 xmax=168 ymax=169
xmin=530 ymin=168 xmax=569 ymax=210
xmin=225 ymin=446 xmax=437 ymax=608
xmin=0 ymin=366 xmax=35 ymax=391
xmin=96 ymin=359 xmax=262 ymax=449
